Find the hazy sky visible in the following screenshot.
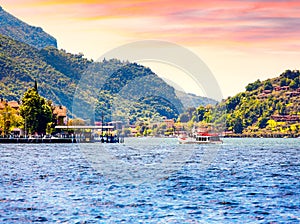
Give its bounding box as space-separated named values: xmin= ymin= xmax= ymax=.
xmin=2 ymin=0 xmax=300 ymax=98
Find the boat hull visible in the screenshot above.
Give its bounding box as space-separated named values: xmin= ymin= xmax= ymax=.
xmin=178 ymin=138 xmax=223 ymax=144
xmin=178 ymin=135 xmax=223 ymax=144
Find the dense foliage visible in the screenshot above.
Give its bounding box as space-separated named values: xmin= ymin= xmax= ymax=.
xmin=19 ymin=88 xmax=52 ymax=135
xmin=0 ymin=32 xmax=218 ymax=124
xmin=0 ymin=6 xmax=57 ymax=49
xmin=185 ymin=70 xmax=300 ymax=135
xmin=0 ymin=11 xmax=220 ymax=126
xmin=95 ymin=63 xmax=183 ymax=123
xmin=0 ymin=101 xmax=22 ymax=136
xmin=0 ymin=34 xmax=80 ymax=111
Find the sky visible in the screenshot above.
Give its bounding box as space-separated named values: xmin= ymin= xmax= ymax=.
xmin=2 ymin=0 xmax=300 ymax=99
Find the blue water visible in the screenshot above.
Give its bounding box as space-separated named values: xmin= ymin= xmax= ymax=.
xmin=0 ymin=138 xmax=299 ymax=223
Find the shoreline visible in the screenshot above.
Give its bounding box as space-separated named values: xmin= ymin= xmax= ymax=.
xmin=0 ymin=136 xmax=122 ymax=144
xmin=224 ymin=133 xmax=300 ymax=138
xmin=0 ymin=135 xmax=299 ymax=144
xmin=0 ymin=138 xmax=77 ymax=144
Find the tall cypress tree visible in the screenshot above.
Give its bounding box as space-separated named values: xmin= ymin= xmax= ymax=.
xmin=34 ymin=79 xmax=38 ymax=93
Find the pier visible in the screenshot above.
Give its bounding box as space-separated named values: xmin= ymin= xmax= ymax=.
xmin=0 ymin=137 xmax=76 ymax=144
xmin=0 ymin=125 xmax=123 ymax=144
xmin=55 ymin=125 xmax=123 ymax=143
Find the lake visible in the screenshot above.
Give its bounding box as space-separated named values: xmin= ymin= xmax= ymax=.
xmin=0 ymin=138 xmax=299 ymax=223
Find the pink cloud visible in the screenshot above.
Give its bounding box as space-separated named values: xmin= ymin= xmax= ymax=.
xmin=4 ymin=0 xmax=300 ymax=50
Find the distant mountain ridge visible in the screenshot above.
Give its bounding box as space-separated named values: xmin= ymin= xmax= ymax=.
xmin=176 ymin=91 xmax=218 ymax=109
xmin=0 ymin=6 xmax=57 ymax=49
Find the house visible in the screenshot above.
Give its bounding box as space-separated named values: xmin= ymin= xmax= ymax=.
xmin=274 ymin=86 xmax=281 ymax=91
xmin=257 ymin=93 xmax=269 ymax=99
xmin=0 ymin=99 xmax=20 ymax=112
xmin=271 ymin=115 xmax=300 ymax=122
xmin=286 ymin=91 xmax=300 ymax=97
xmin=53 ymin=106 xmax=67 ymax=125
xmin=7 ymin=101 xmax=20 ymax=110
xmin=263 ymin=90 xmax=272 ymax=94
xmin=0 ymin=99 xmax=6 ymax=110
xmin=163 ymin=119 xmax=175 ymax=129
xmin=281 ymin=86 xmax=290 ymax=91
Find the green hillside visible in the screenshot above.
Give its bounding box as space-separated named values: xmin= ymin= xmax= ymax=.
xmin=3 ymin=30 xmax=298 ymax=133
xmin=197 ymin=70 xmax=300 ymax=137
xmin=94 ymin=63 xmax=183 ymax=123
xmin=0 ymin=34 xmax=188 ymax=122
xmin=0 ymin=7 xmax=219 ymax=124
xmin=0 ymin=6 xmax=57 ymax=49
xmin=0 ymin=34 xmax=87 ymax=111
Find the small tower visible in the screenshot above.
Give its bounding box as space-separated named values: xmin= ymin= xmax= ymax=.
xmin=34 ymin=79 xmax=38 ymax=93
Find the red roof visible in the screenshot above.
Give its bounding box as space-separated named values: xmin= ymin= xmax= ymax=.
xmin=197 ymin=132 xmax=219 ymax=136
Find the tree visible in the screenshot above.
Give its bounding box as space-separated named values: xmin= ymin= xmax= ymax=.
xmin=264 ymin=80 xmax=273 ymax=91
xmin=187 ymin=107 xmax=196 ymax=119
xmin=246 ymin=79 xmax=261 ymax=91
xmin=68 ymin=118 xmax=86 ymax=126
xmin=122 ymin=128 xmax=131 ymax=137
xmin=289 ymin=80 xmax=298 ymax=89
xmin=0 ymin=102 xmax=22 ymax=136
xmin=233 ymin=117 xmax=243 ymax=134
xmin=197 ymin=106 xmax=206 ymax=121
xmin=258 ymin=117 xmax=269 ymax=129
xmin=281 ymin=70 xmax=300 ymax=80
xmin=279 ymin=104 xmax=287 ymax=115
xmin=280 ymin=78 xmax=287 ymax=87
xmin=19 ymin=88 xmax=52 ymax=135
xmin=226 ymin=95 xmax=241 ymax=111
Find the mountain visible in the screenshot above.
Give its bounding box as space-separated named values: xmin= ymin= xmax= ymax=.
xmin=0 ymin=7 xmax=218 ymax=124
xmin=0 ymin=5 xmax=216 ymax=123
xmin=202 ymin=70 xmax=300 ymax=136
xmin=93 ymin=63 xmax=184 ymax=123
xmin=0 ymin=34 xmax=89 ymax=112
xmin=0 ymin=34 xmax=186 ymax=122
xmin=175 ymin=91 xmax=218 ymax=109
xmin=0 ymin=6 xmax=57 ymax=49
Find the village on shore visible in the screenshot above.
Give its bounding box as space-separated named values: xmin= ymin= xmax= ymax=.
xmin=2 ymin=76 xmax=300 ymax=140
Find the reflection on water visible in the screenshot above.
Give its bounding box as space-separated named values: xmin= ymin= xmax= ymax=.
xmin=0 ymin=138 xmax=299 ymax=223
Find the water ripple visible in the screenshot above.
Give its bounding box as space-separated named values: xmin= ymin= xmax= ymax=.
xmin=0 ymin=138 xmax=299 ymax=223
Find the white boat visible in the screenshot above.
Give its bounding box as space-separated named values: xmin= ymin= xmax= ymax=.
xmin=178 ymin=132 xmax=223 ymax=144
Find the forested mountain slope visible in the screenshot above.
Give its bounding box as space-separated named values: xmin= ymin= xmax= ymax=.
xmin=0 ymin=6 xmax=57 ymax=49
xmin=198 ymin=70 xmax=300 ymax=136
xmin=0 ymin=35 xmax=208 ymax=122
